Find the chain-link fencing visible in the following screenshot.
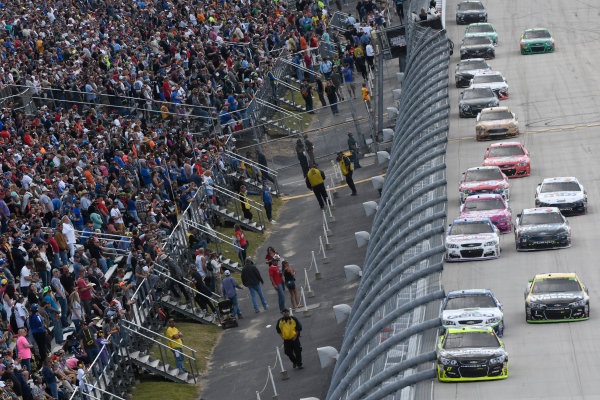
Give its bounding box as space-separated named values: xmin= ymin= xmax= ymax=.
xmin=325 ymin=17 xmax=450 ymax=400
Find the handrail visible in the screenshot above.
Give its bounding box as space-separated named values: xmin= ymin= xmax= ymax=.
xmin=152 ymin=265 xmax=221 ymax=302
xmin=279 ymin=57 xmax=322 ymax=77
xmin=213 ymin=184 xmax=264 ymax=213
xmin=255 ymin=98 xmax=301 ymax=120
xmin=225 ymin=150 xmax=279 ymax=176
xmin=183 ymin=219 xmax=242 ymax=251
xmin=274 ymin=79 xmax=301 ymax=93
xmin=121 ymin=319 xmax=197 ymax=358
xmin=41 ymin=226 xmax=131 ymax=241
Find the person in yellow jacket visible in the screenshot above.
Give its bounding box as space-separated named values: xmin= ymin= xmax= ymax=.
xmin=239 ymin=185 xmax=253 ymax=220
xmin=276 ymin=309 xmax=303 ymax=369
xmin=166 ymin=319 xmax=188 ymax=373
xmin=337 ymin=151 xmax=357 ymax=195
xmin=305 ymin=164 xmax=328 ymax=209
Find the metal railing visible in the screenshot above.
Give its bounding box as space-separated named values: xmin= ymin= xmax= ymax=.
xmin=212 ymin=184 xmax=266 ymax=229
xmin=326 ymin=21 xmax=450 ymax=400
xmin=224 ymin=150 xmax=281 ymax=195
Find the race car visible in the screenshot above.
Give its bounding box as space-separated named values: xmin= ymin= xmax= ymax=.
xmin=475 ymin=107 xmax=518 ymax=141
xmin=459 ymin=166 xmax=509 ymax=204
xmin=459 ymin=194 xmax=512 ymax=233
xmin=470 ymin=71 xmax=508 ymax=99
xmin=442 ymin=289 xmax=504 ymax=336
xmin=524 ymin=273 xmax=589 ymax=323
xmin=464 ymin=23 xmax=498 ymax=45
xmin=456 ymin=1 xmax=487 ymax=25
xmin=514 ymin=207 xmax=571 ymax=251
xmin=445 ymin=218 xmax=500 ymax=262
xmin=437 ymin=326 xmax=508 ymax=382
xmin=458 ymin=87 xmax=499 ymax=118
xmin=455 ymin=58 xmax=491 ymax=88
xmin=483 ymin=142 xmax=530 ymax=178
xmin=520 ymin=28 xmax=555 ymax=55
xmin=535 ymin=177 xmax=587 ymax=215
xmin=460 ymin=36 xmax=495 ymax=60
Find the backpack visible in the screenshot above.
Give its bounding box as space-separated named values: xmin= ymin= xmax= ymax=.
xmin=82 ymin=327 xmax=95 ymax=347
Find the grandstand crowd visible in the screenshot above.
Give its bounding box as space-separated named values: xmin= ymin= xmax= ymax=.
xmin=0 ymin=0 xmax=390 ymax=397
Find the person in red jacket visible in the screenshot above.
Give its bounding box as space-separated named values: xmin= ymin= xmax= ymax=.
xmin=268 ymin=255 xmax=286 ymax=312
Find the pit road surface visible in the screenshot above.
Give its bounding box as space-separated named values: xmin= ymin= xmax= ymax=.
xmin=437 ymin=1 xmax=600 ymax=399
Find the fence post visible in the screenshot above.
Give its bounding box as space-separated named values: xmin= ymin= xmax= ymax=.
xmin=304 ymin=268 xmax=314 ymax=297
xmin=276 ymin=347 xmax=289 ymax=380
xmin=301 ymin=287 xmax=311 ymax=317
xmin=312 ymin=251 xmax=322 ymax=280
xmin=268 ymin=366 xmax=279 ymax=400
xmin=323 ymin=211 xmax=332 ymax=236
xmin=327 ymin=202 xmax=335 ymax=222
xmin=319 ymin=236 xmax=329 ymax=264
xmin=323 ymin=224 xmax=333 ymax=249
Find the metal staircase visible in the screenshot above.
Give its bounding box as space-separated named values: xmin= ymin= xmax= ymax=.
xmin=209 ymin=184 xmax=266 ymax=233
xmin=224 ymin=150 xmax=281 ymax=197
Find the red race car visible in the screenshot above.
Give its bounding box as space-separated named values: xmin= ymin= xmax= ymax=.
xmin=459 ymin=166 xmax=510 ymax=204
xmin=483 ymin=142 xmax=530 ymax=178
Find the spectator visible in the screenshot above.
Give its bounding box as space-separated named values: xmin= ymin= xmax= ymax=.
xmin=233 ymin=225 xmax=249 ymax=264
xmin=241 ymin=259 xmax=268 ymax=313
xmin=282 ymin=261 xmax=300 ymax=310
xmin=268 ymin=257 xmax=287 ymax=312
xmin=222 ymin=270 xmax=244 ymax=320
xmin=16 ymin=328 xmax=33 ymax=372
xmin=275 ymin=309 xmax=303 ymax=369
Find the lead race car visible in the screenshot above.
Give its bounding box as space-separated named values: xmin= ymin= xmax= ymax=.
xmin=525 ymin=273 xmax=589 ymax=323
xmin=535 ymin=177 xmax=588 ymax=215
xmin=437 ymin=326 xmax=508 ymax=382
xmin=445 ymin=218 xmax=500 ymax=262
xmin=514 ymin=207 xmax=571 ymax=251
xmin=441 ymin=289 xmax=504 ymax=336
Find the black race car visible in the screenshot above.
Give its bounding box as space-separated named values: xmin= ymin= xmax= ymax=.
xmin=524 ymin=273 xmax=589 ymax=323
xmin=458 ymin=87 xmax=499 ymax=118
xmin=514 ymin=207 xmax=571 ymax=251
xmin=460 ymin=37 xmax=495 ymax=60
xmin=456 ymin=1 xmax=487 ymax=25
xmin=455 ymin=58 xmax=491 ymax=88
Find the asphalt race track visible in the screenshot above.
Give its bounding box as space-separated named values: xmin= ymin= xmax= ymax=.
xmin=436 ymin=1 xmax=600 ymax=399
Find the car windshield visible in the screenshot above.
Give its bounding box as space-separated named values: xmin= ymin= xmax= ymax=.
xmin=458 ymin=2 xmax=484 ymax=11
xmin=531 ymin=277 xmax=581 ymax=294
xmin=520 ymin=212 xmax=564 ymax=225
xmin=463 ymin=37 xmax=491 ymax=46
xmin=445 ymin=294 xmax=497 ymax=310
xmin=480 ymin=111 xmax=513 ymax=121
xmin=488 ymin=145 xmax=524 ymax=157
xmin=457 ymin=60 xmax=489 ymax=72
xmin=524 ymin=30 xmax=551 ymax=39
xmin=444 ymin=331 xmax=499 ymax=349
xmin=463 ymin=88 xmax=493 ymax=100
xmin=468 ymin=25 xmax=493 ymax=33
xmin=463 ymin=198 xmax=505 ymax=211
xmin=473 ymin=75 xmax=503 ymax=84
xmin=464 ymin=169 xmax=503 ymax=181
xmin=540 ymin=182 xmax=581 ymax=193
xmin=450 ymin=221 xmax=494 ymax=235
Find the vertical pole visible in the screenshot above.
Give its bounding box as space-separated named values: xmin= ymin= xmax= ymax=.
xmin=276 ymin=347 xmax=289 ymax=380
xmin=312 ymin=251 xmax=322 ymax=279
xmin=327 ymin=202 xmax=335 ymax=222
xmin=377 ymin=34 xmax=385 ymax=139
xmin=268 ymin=366 xmax=279 ymax=399
xmin=319 ymin=236 xmax=329 ymax=263
xmin=257 ymin=391 xmax=262 ymax=400
xmin=323 ymin=224 xmax=332 ymax=249
xmin=323 ymin=210 xmax=332 ymax=236
xmin=348 ymin=96 xmax=365 ymax=154
xmin=304 ymin=268 xmax=314 ymax=297
xmin=301 ymin=287 xmax=311 ymax=317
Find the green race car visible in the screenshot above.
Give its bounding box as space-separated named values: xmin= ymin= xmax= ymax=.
xmin=520 ymin=28 xmax=554 ymax=54
xmin=465 ymin=23 xmax=498 ymax=45
xmin=437 ymin=326 xmax=508 ymax=382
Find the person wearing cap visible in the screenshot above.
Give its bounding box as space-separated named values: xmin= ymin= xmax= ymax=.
xmin=238 ymin=185 xmax=253 ymax=221
xmin=268 ymin=255 xmax=287 ymax=312
xmin=337 ymin=151 xmax=357 ymax=196
xmin=305 ymin=163 xmax=328 ymax=210
xmin=165 ymin=319 xmax=188 ymax=373
xmin=347 ymin=132 xmax=362 ymax=169
xmin=29 ymin=304 xmax=49 ymax=362
xmin=276 ymin=309 xmax=303 ymax=369
xmin=261 ymin=181 xmax=275 ymax=224
xmin=222 ymin=270 xmax=244 ymax=319
xmin=43 ymin=285 xmax=64 ymax=345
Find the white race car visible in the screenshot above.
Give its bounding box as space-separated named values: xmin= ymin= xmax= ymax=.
xmin=469 ymin=71 xmax=508 ymax=99
xmin=442 ymin=289 xmax=504 ymax=336
xmin=535 ymin=177 xmax=587 ymax=215
xmin=445 ymin=218 xmax=500 ymax=262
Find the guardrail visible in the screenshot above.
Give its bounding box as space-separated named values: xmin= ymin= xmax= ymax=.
xmin=325 ymin=21 xmax=450 ymax=400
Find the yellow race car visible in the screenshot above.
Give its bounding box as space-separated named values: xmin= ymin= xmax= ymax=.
xmin=475 ymin=107 xmax=518 ymax=141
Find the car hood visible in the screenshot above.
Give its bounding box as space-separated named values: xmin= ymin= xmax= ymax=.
xmin=461 ymin=43 xmax=493 ymax=50
xmin=466 ymin=32 xmax=496 ymax=38
xmin=538 ymin=192 xmax=585 ymax=203
xmin=528 ymin=291 xmax=585 ymax=305
xmin=460 ymin=209 xmax=509 ymax=220
xmin=447 ymin=233 xmax=498 ymax=243
xmin=471 ymin=82 xmax=508 ymax=90
xmin=457 ymin=67 xmax=489 ymax=76
xmin=522 ymin=37 xmax=552 ymax=44
xmin=477 ymin=118 xmax=516 ymax=128
xmin=439 ymin=347 xmax=504 ymax=360
xmin=484 ymin=155 xmax=528 ymax=165
xmin=518 ymin=224 xmax=566 ymax=235
xmin=443 ymin=307 xmax=502 ymax=320
xmin=460 ymin=180 xmax=507 ymax=190
xmin=460 ymin=97 xmax=497 ymax=105
xmin=457 ymin=10 xmax=486 ymax=15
